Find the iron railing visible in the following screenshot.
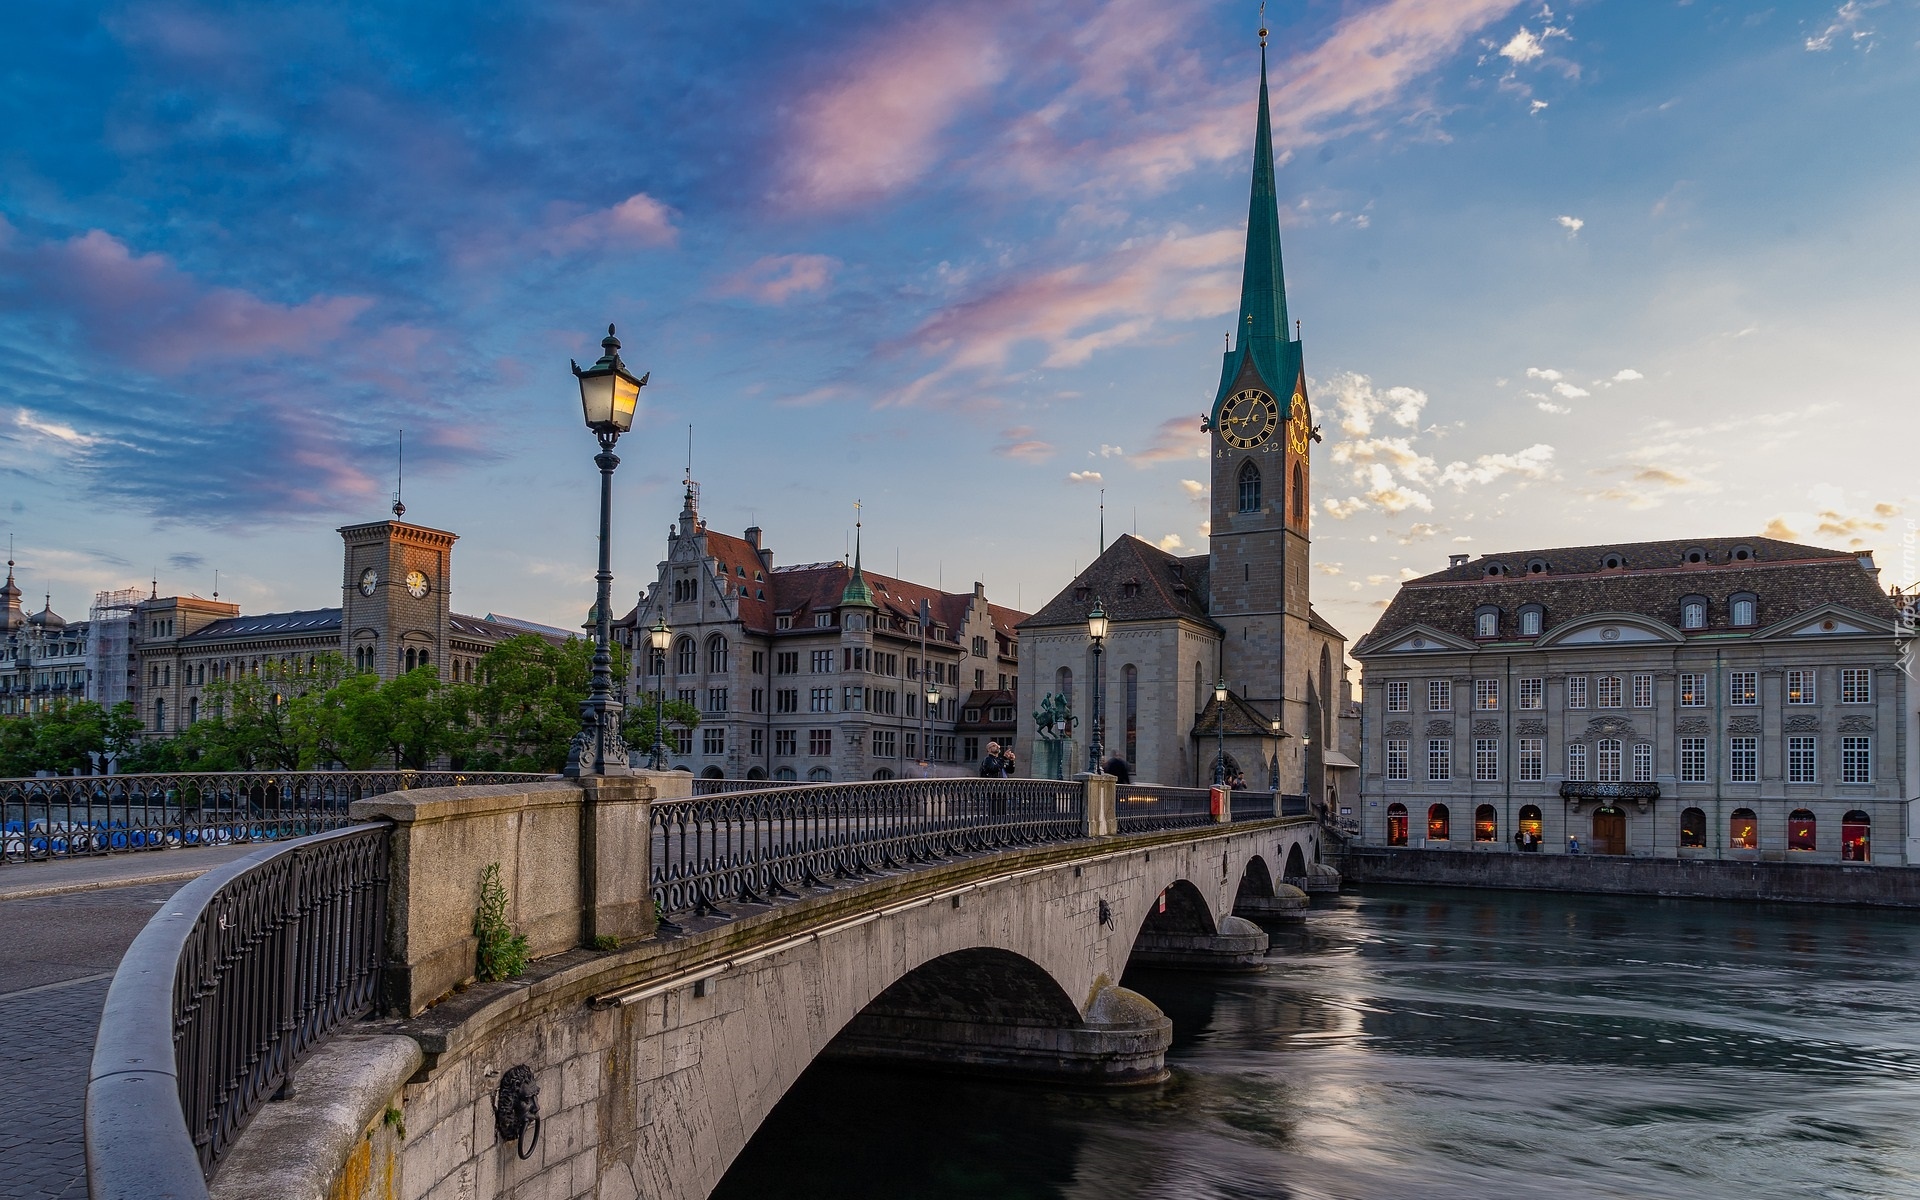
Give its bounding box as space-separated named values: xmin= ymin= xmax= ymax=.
xmin=1279 ymin=792 xmax=1310 ymax=817
xmin=2 ymin=769 xmax=547 ymax=865
xmin=1115 ymin=785 xmax=1220 ymax=832
xmin=87 ymin=823 xmax=391 ymax=1197
xmin=651 ymin=777 xmax=1084 ymax=916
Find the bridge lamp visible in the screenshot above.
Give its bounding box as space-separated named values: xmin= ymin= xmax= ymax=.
xmin=647 ymin=615 xmax=672 ymax=770
xmin=1268 ymin=717 xmax=1283 ymax=793
xmin=1086 ymin=601 xmax=1108 ymax=774
xmin=565 ymin=324 xmax=649 ymax=778
xmin=1212 ymin=679 xmax=1228 ymax=786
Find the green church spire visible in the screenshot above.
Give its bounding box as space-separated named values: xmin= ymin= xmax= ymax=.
xmin=1212 ymin=30 xmax=1300 ymax=417
xmin=841 ymin=502 xmax=875 ymax=608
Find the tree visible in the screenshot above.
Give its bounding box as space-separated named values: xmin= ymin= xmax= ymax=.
xmin=624 ymin=697 xmax=702 ymax=762
xmin=455 ymin=635 xmax=638 ymax=773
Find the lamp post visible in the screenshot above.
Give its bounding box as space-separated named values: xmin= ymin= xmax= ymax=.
xmin=1086 ymin=601 xmax=1108 ymax=774
xmin=1268 ymin=717 xmax=1283 ymax=793
xmin=564 ymin=324 xmax=647 ymax=778
xmin=647 ymin=614 xmax=672 ymax=770
xmin=925 ymin=682 xmax=941 ymax=772
xmin=1212 ymin=678 xmax=1228 ymax=785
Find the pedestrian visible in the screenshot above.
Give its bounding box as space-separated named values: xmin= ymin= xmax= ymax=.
xmin=980 ymin=741 xmax=1006 ymax=778
xmin=1103 ymin=755 xmax=1132 ymax=784
xmin=1568 ymin=836 xmax=1581 ymax=855
xmin=1513 ymin=829 xmax=1526 ymax=852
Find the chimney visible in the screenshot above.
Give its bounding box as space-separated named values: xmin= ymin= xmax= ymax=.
xmin=1858 ymin=552 xmax=1879 ymax=579
xmin=745 ymin=526 xmax=762 ymax=550
xmin=1448 ymin=554 xmax=1470 ymax=568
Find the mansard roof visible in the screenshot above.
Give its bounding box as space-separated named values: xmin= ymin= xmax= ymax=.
xmin=1357 ymin=536 xmax=1897 ymax=653
xmin=1020 ymin=535 xmax=1215 ymax=630
xmin=183 ymin=608 xmax=343 ymax=640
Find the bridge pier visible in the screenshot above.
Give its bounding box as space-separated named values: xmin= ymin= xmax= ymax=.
xmin=1234 ymin=882 xmax=1310 ymax=921
xmin=1128 ymin=913 xmax=1269 ymax=970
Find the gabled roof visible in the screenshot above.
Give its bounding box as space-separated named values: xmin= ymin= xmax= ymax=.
xmin=1191 ymin=689 xmax=1283 ymax=738
xmin=1020 ymin=535 xmax=1215 ymax=630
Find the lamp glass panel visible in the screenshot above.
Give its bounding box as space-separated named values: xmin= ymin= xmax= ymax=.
xmin=578 ymin=370 xmax=617 ymax=428
xmin=610 ymin=372 xmax=641 ymax=431
xmin=649 ymin=623 xmax=673 ymax=651
xmin=1087 ymin=610 xmax=1109 ymax=640
xmin=1214 ymin=682 xmax=1227 ymax=703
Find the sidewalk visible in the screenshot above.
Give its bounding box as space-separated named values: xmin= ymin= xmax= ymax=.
xmin=0 ymin=844 xmax=264 ymax=902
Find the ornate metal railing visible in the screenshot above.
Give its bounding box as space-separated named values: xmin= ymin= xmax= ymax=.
xmin=1115 ymin=785 xmax=1219 ymax=832
xmin=651 ymin=778 xmax=1084 ymax=916
xmin=1558 ymin=781 xmax=1661 ymax=801
xmin=86 ymin=823 xmax=391 ymax=1196
xmin=1 ymin=769 xmax=546 ymax=865
xmin=1279 ymin=792 xmax=1310 ymax=817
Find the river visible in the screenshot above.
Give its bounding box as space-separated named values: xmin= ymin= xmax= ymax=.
xmin=712 ymin=885 xmax=1920 ymax=1199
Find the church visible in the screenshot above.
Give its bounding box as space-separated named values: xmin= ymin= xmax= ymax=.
xmin=1019 ymin=35 xmax=1357 ymax=800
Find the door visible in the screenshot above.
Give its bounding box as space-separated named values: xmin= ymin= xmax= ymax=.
xmin=1592 ymin=808 xmax=1626 ymax=856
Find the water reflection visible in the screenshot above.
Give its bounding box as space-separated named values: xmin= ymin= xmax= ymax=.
xmin=713 ymin=887 xmax=1920 ymax=1199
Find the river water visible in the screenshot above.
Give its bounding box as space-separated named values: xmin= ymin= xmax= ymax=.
xmin=713 ymin=886 xmax=1920 ymax=1200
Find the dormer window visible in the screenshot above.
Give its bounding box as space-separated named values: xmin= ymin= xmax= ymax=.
xmin=1518 ymin=606 xmax=1543 ymax=637
xmin=1683 ymin=547 xmax=1708 ymax=565
xmin=1073 ymin=586 xmax=1092 ymax=602
xmin=1484 ymin=564 xmax=1505 ymax=578
xmin=1681 ymin=597 xmax=1707 ymax=630
xmin=1730 ymin=593 xmax=1757 ymax=627
xmin=1122 ymin=580 xmax=1140 ymax=598
xmin=1473 ymin=606 xmax=1501 ymax=638
xmin=1601 ymin=554 xmax=1625 ymax=570
xmin=815 ymin=612 xmax=833 ymax=628
xmin=1731 ymin=545 xmax=1754 ymax=562
xmin=1526 ymin=558 xmax=1549 ymax=575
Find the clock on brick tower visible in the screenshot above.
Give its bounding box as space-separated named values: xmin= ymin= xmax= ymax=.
xmin=339 ymin=519 xmax=456 ymax=680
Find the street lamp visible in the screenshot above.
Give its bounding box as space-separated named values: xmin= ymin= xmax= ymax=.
xmin=647 ymin=614 xmax=672 ymax=770
xmin=1268 ymin=717 xmax=1283 ymax=792
xmin=564 ymin=324 xmax=648 ymax=778
xmin=1212 ymin=678 xmax=1228 ymax=785
xmin=925 ymin=682 xmax=942 ymax=771
xmin=1086 ymin=601 xmax=1108 ymax=774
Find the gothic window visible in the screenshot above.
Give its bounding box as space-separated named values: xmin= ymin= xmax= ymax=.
xmin=707 ymin=635 xmax=729 ymax=673
xmin=1056 ymin=666 xmax=1073 ymax=710
xmin=1237 ymin=461 xmax=1261 ymax=513
xmin=675 ymin=636 xmax=697 ymax=674
xmin=1124 ymin=664 xmax=1138 ymax=764
xmin=1292 ymin=462 xmax=1306 ymax=522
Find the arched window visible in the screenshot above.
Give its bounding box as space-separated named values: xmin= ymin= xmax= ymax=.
xmin=1842 ymin=810 xmax=1871 ymax=862
xmin=871 ymin=768 xmax=894 ymax=780
xmin=154 ymin=697 xmax=166 ymax=732
xmin=1427 ymin=804 xmax=1451 ymax=842
xmin=1597 ymin=738 xmax=1623 ymax=782
xmin=1387 ymin=803 xmax=1408 ymax=846
xmin=1055 ymin=666 xmax=1073 ymax=710
xmin=1520 ymin=607 xmax=1543 ymax=637
xmin=647 ymin=646 xmax=666 ymax=676
xmin=700 ymin=766 xmax=724 ymax=780
xmin=773 ymin=767 xmax=797 ymax=782
xmin=1518 ymin=804 xmax=1543 ymax=847
xmin=1730 ymin=807 xmax=1758 ymax=850
xmin=707 ymin=635 xmax=729 ymax=673
xmin=1730 ymin=594 xmax=1757 ymax=627
xmin=1474 ymin=804 xmax=1497 ymax=842
xmin=1292 ymin=462 xmax=1306 ymax=522
xmin=405 ymin=647 xmax=417 ymax=672
xmin=1237 ymin=460 xmax=1261 ymax=513
xmin=1123 ymin=664 xmax=1138 ymax=764
xmin=419 ymin=649 xmax=429 ymax=668
xmin=1681 ymin=600 xmax=1706 ymax=630
xmin=1476 ymin=609 xmax=1498 ymax=638
xmin=675 ymin=636 xmax=697 ymax=674
xmin=807 ymin=766 xmax=834 ymax=783
xmin=1787 ymin=809 xmax=1816 ymax=852
xmin=1679 ymin=807 xmax=1706 ymax=849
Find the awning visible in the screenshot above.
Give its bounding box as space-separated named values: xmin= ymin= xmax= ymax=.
xmin=1320 ymin=750 xmax=1360 ymax=769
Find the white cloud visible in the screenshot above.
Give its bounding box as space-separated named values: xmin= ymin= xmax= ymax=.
xmin=1366 ymin=574 xmax=1392 ymax=586
xmin=1323 ymin=496 xmax=1369 ymax=519
xmin=1399 ymin=523 xmax=1442 ymax=544
xmin=1499 ymin=27 xmax=1545 ymax=63
xmin=1525 ymin=367 xmax=1563 ymax=381
xmin=1327 ymin=371 xmax=1427 ymax=437
xmin=1157 ymin=533 xmax=1185 ymax=552
xmin=1363 ymin=463 xmax=1434 ymax=514
xmin=1399 ymin=567 xmax=1422 ymax=581
xmin=1536 ymin=400 xmax=1571 ymax=414
xmin=15 ymin=408 xmax=99 ymax=448
xmin=1552 ymin=381 xmax=1588 ymax=399
xmin=1067 ymin=470 xmax=1103 ymax=484
xmin=1610 ymin=368 xmax=1643 ymax=382
xmin=1529 ymin=100 xmax=1548 ymax=114
xmin=1316 ymin=562 xmax=1344 ymax=576
xmin=1179 ymin=479 xmax=1206 ymax=500
xmin=1806 ymin=2 xmax=1878 ymax=52
xmin=1557 ymin=215 xmax=1584 ymax=234
xmin=1331 ymin=435 xmax=1437 ymax=483
xmin=1437 ymin=443 xmax=1555 ymax=487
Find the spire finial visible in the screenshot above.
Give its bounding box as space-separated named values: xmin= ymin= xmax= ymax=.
xmin=392 ymin=429 xmax=406 ymax=518
xmin=1259 ymin=2 xmax=1267 ymax=48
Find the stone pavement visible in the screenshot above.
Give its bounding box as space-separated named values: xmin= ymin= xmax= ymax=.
xmin=0 ymin=844 xmax=261 ymax=903
xmin=0 ymin=877 xmax=219 ymax=1199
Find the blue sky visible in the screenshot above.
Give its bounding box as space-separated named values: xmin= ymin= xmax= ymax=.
xmin=1 ymin=0 xmax=1914 ymax=643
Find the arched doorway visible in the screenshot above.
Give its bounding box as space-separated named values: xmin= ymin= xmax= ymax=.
xmin=1387 ymin=803 xmax=1408 ymax=846
xmin=1426 ymin=803 xmax=1450 ymax=843
xmin=1842 ymin=811 xmax=1871 ymax=862
xmin=1517 ymin=804 xmax=1542 ymax=850
xmin=1591 ymin=806 xmax=1626 ymax=856
xmin=1473 ymin=804 xmax=1497 ymax=843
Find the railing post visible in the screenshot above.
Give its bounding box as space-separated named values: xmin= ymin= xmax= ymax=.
xmin=1081 ymin=773 xmax=1116 ymax=837
xmin=579 ymin=775 xmax=657 ymax=947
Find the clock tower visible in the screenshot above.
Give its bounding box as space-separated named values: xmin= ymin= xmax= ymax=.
xmin=339 ymin=518 xmax=457 ymax=680
xmin=1205 ymin=28 xmax=1316 ymax=709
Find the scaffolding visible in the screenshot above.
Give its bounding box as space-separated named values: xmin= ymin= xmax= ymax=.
xmin=86 ymin=588 xmax=144 ymax=708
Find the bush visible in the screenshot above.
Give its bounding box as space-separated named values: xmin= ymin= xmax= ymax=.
xmin=473 ymin=862 xmax=529 ymax=981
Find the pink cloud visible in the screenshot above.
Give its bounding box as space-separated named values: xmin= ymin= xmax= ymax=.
xmin=992 ymin=426 xmax=1056 ymax=463
xmin=549 ymin=192 xmax=678 ymax=251
xmin=8 ymin=229 xmax=370 ymax=372
xmin=1128 ymin=415 xmax=1208 ymax=466
xmin=786 ymin=10 xmax=1008 ymax=209
xmin=717 ymin=254 xmax=837 ymax=304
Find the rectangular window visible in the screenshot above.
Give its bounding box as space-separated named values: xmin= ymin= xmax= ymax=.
xmin=677 ymin=688 xmax=696 ymax=707
xmin=808 ymin=729 xmax=832 ymax=756
xmin=776 ymin=652 xmax=798 ymax=674
xmin=750 ymin=727 xmax=764 ymax=756
xmin=1518 ymin=738 xmax=1544 ymax=782
xmin=1567 ymin=743 xmax=1588 ymax=782
xmin=962 ymin=736 xmax=979 ymax=763
xmin=873 ymin=729 xmax=896 ymax=758
xmin=750 ymin=688 xmax=764 ymax=713
xmin=1474 ymin=738 xmax=1499 ymax=781
xmin=1841 ymin=668 xmax=1872 ymax=705
xmin=1567 ymin=676 xmax=1588 ymax=710
xmin=1597 ymin=676 xmax=1623 ymax=708
xmin=1475 ymin=679 xmax=1500 ymax=711
xmin=1632 ymin=743 xmax=1653 ymax=783
xmin=1598 ymin=741 xmax=1622 ymax=783
xmin=775 ymin=615 xmax=792 ymax=630
xmin=775 ymin=729 xmax=796 ymax=756
xmin=842 ymin=685 xmax=864 ymax=712
xmin=1632 ymin=674 xmax=1653 ymax=708
xmin=706 ymin=687 xmax=727 ymax=713
xmin=1385 ymin=681 xmax=1409 ymax=712
xmin=811 ymin=650 xmax=834 ymax=673
xmin=1680 ymin=737 xmax=1707 ymax=783
xmin=1726 ymin=670 xmax=1757 ymax=705
xmin=815 ymin=613 xmax=832 ymax=628
xmin=809 ymin=687 xmax=832 ymax=713
xmin=904 ymin=731 xmax=917 ymax=760
xmin=1786 ymin=669 xmax=1816 ymax=705
xmin=1728 ymin=736 xmax=1758 ymax=783
xmin=1427 ymin=739 xmax=1451 ymax=781
xmin=1787 ymin=735 xmax=1817 ymax=784
xmin=1518 ymin=678 xmax=1543 ymax=710
xmin=1679 ymin=673 xmax=1707 ymax=707
xmin=1842 ymin=736 xmax=1872 ymax=784
xmin=1386 ymin=739 xmax=1409 ymax=781
xmin=776 ymin=689 xmax=798 ymax=713
xmin=702 ymin=726 xmax=725 ymax=755
xmin=671 ymin=728 xmax=692 ymax=754
xmin=1428 ymin=680 xmax=1452 ymax=712
xmin=750 ymin=651 xmax=765 ymax=674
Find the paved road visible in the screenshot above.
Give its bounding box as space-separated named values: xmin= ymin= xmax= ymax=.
xmin=0 ymin=880 xmax=200 ymax=1200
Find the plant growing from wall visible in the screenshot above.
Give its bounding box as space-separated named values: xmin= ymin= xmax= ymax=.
xmin=473 ymin=862 xmax=529 ymax=982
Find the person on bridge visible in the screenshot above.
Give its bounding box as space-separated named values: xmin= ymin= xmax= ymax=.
xmin=980 ymin=742 xmax=1008 ymax=778
xmin=1103 ymin=755 xmax=1132 ymax=784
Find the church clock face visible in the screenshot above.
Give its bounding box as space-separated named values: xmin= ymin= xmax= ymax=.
xmin=1219 ymin=388 xmax=1279 ymax=449
xmin=405 ymin=570 xmax=430 ymax=599
xmin=1286 ymin=394 xmax=1312 ymax=456
xmin=358 ymin=568 xmax=378 ymax=597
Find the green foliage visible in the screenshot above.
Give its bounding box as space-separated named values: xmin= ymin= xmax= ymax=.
xmin=0 ymin=701 xmax=144 ymax=776
xmin=382 ymin=1105 xmax=406 ymax=1141
xmin=473 ymin=862 xmax=529 ymax=982
xmin=591 ymin=934 xmax=619 ymax=952
xmin=455 ymin=635 xmax=638 ymax=773
xmin=623 ymin=696 xmax=701 ymax=763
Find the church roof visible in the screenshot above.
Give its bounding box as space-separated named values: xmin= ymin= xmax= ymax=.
xmin=1191 ymin=689 xmax=1284 ymax=738
xmin=1357 ymin=536 xmax=1896 ymax=652
xmin=1020 ymin=535 xmax=1216 ymax=630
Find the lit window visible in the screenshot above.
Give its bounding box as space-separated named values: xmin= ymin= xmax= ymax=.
xmin=1730 ymin=807 xmax=1757 ymax=849
xmin=1387 ymin=803 xmax=1408 ymax=846
xmin=1518 ymin=678 xmax=1543 ymax=710
xmin=1427 ymin=804 xmax=1451 ymax=841
xmin=1679 ymin=673 xmax=1707 ymax=707
xmin=1787 ymin=809 xmax=1816 ymax=852
xmin=1474 ymin=805 xmax=1498 ymax=842
xmin=1475 ymin=679 xmax=1500 ymax=710
xmin=1680 ymin=807 xmax=1706 ymax=849
xmin=1786 ymin=669 xmax=1816 ymax=705
xmin=1728 ymin=671 xmax=1757 ymax=705
xmin=1841 ymin=668 xmax=1872 ymax=704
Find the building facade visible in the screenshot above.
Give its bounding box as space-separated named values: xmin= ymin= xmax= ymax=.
xmin=1019 ymin=43 xmax=1355 ymax=794
xmin=0 ymin=563 xmax=93 ymax=717
xmin=1353 ymin=537 xmax=1911 ymax=865
xmin=615 ymin=484 xmax=1024 ymax=782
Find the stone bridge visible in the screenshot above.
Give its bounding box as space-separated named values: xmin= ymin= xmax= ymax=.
xmin=185 ymin=777 xmax=1329 ymax=1200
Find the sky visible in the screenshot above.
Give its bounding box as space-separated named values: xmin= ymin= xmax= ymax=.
xmin=1 ymin=0 xmax=1915 ymax=648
